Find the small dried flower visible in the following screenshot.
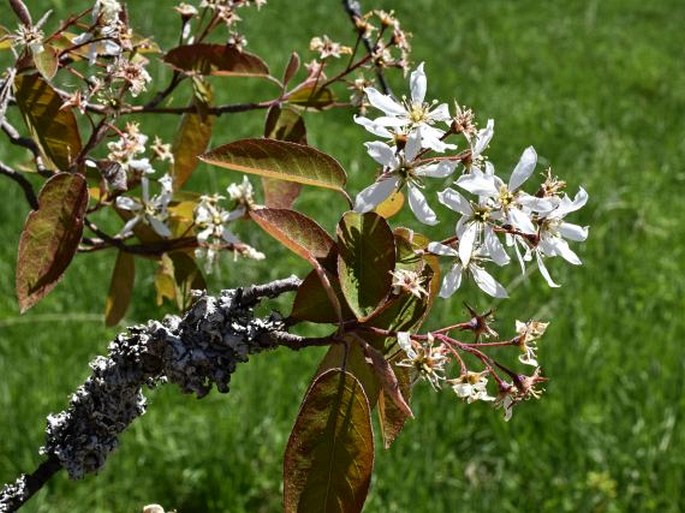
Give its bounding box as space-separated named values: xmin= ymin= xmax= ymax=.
xmin=309 ymin=35 xmax=352 ymax=59
xmin=390 ymin=268 xmax=428 ymax=298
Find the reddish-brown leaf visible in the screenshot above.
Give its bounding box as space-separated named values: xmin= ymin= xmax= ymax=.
xmin=290 ymin=268 xmax=354 ymax=324
xmin=16 ymin=173 xmax=88 ymax=312
xmin=355 ymin=335 xmax=413 ymax=419
xmin=284 ymin=369 xmax=374 ymax=513
xmin=250 ymin=208 xmax=336 ymax=269
xmin=282 ymin=52 xmax=300 ymax=87
xmin=262 ymin=106 xmax=306 ymax=208
xmin=378 ymin=361 xmax=413 ymax=448
xmin=200 ymin=138 xmax=347 ymax=193
xmin=314 ymin=340 xmax=380 ymax=408
xmin=104 ymin=250 xmax=135 ymax=326
xmin=164 ymin=44 xmax=269 ymax=77
xmin=14 ymin=73 xmax=82 ymax=171
xmin=172 ymin=101 xmax=214 ymax=190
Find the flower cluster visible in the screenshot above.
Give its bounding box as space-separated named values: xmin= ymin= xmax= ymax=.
xmin=394 ymin=313 xmax=547 ymax=421
xmin=193 ymin=179 xmax=264 ymax=273
xmin=355 ymin=63 xmax=589 ymax=298
xmin=353 ymin=64 xmax=588 ymax=419
xmin=116 ymin=174 xmax=173 ymax=238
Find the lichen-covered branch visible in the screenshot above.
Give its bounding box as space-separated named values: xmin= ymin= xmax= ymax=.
xmin=0 ymin=275 xmax=305 ymax=512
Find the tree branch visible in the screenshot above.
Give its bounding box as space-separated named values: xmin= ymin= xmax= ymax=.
xmin=0 ymin=276 xmax=311 ymax=512
xmin=341 ymin=0 xmax=391 ymax=95
xmin=0 ymin=160 xmax=39 ymax=210
xmin=1 ymin=121 xmax=52 ymax=177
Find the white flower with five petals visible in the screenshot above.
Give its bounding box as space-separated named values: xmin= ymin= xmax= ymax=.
xmin=354 ymin=134 xmax=457 ymax=225
xmin=355 ymin=62 xmax=454 ymax=152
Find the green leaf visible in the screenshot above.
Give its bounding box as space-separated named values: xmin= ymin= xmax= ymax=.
xmin=337 ymin=211 xmax=395 ymax=320
xmin=163 ymin=44 xmax=269 ymax=77
xmin=104 ymin=251 xmax=135 ymax=326
xmin=262 ymin=106 xmax=306 ymax=208
xmin=14 ymin=73 xmax=83 ymax=171
xmin=378 ymin=360 xmax=413 ymax=448
xmin=199 ymin=138 xmax=347 ymax=193
xmin=286 ymin=85 xmax=336 ymax=110
xmin=32 ymin=45 xmax=59 ymax=80
xmin=284 ymin=369 xmax=374 ymax=513
xmin=250 ymin=208 xmax=337 ymax=269
xmin=16 ymin=173 xmax=88 ymax=312
xmin=171 ymin=93 xmax=215 ymax=190
xmin=291 ymin=268 xmax=354 ymax=324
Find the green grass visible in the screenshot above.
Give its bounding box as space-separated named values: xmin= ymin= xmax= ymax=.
xmin=2 ymin=1 xmax=685 ymax=512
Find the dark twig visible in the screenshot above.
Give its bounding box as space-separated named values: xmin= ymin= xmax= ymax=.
xmin=84 ymin=218 xmax=199 ymax=256
xmin=0 ymin=160 xmax=39 ymax=210
xmin=341 ymin=0 xmax=391 ymax=95
xmin=1 ymin=120 xmax=52 ymax=177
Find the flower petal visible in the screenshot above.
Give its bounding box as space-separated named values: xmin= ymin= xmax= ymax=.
xmin=472 ymin=119 xmax=494 ymax=157
xmin=458 ymin=221 xmax=478 ymax=266
xmin=508 ymin=146 xmax=537 ymax=191
xmin=407 ymin=184 xmax=438 ymax=225
xmin=484 ymin=227 xmax=510 ymax=266
xmin=437 ymin=187 xmax=471 ymax=215
xmin=559 ymin=221 xmax=589 ymax=242
xmin=149 ymin=217 xmax=171 ymax=238
xmin=471 ymin=264 xmax=508 ymax=298
xmin=536 ymin=252 xmax=561 ymax=288
xmin=508 ymin=207 xmax=537 ymax=235
xmin=354 ymin=176 xmax=399 ymax=213
xmin=365 ymin=141 xmax=398 ymax=167
xmin=427 ymin=241 xmax=458 ymax=257
xmin=439 ymin=262 xmax=463 ymax=298
xmin=354 ymin=115 xmax=393 ymax=138
xmin=417 ymin=160 xmax=457 ymax=178
xmin=410 ymin=62 xmax=427 ymax=104
xmin=456 ymin=168 xmax=498 ymax=196
xmin=365 ymin=87 xmax=405 ymax=116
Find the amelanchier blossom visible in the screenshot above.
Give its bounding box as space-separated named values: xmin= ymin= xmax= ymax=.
xmin=450 ymin=371 xmax=495 ymax=403
xmin=115 ymin=175 xmax=172 ymax=238
xmin=354 ymin=133 xmax=456 ymax=225
xmin=355 ymin=62 xmax=454 ymax=152
xmin=427 ymin=241 xmax=508 ymax=298
xmin=396 ymin=332 xmax=448 ymax=390
xmin=193 ymin=179 xmax=263 ymax=273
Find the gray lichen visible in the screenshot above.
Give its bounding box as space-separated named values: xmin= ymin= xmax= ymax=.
xmin=39 ymin=278 xmax=300 ymax=480
xmin=0 ymin=475 xmax=27 ymax=513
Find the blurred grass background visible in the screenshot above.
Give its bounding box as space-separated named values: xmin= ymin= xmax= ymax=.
xmin=1 ymin=0 xmax=684 ymax=512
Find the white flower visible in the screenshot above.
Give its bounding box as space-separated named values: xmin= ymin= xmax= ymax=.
xmin=437 ymin=187 xmax=509 ymax=267
xmin=396 ymin=332 xmax=447 ymax=390
xmin=451 ymin=371 xmax=495 ymax=403
xmin=465 ymin=118 xmax=494 ymax=168
xmin=515 ymin=320 xmax=549 ymax=367
xmin=534 ymin=187 xmax=589 ymax=287
xmin=354 ymin=134 xmax=456 ymax=225
xmin=226 ymin=176 xmax=255 ymax=208
xmin=194 ymin=195 xmax=242 ymax=245
xmin=427 ymin=241 xmax=508 ymax=298
xmin=115 ymin=176 xmax=172 ymax=237
xmin=355 ymin=62 xmax=454 ymax=152
xmin=457 ymin=147 xmax=548 ymax=235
